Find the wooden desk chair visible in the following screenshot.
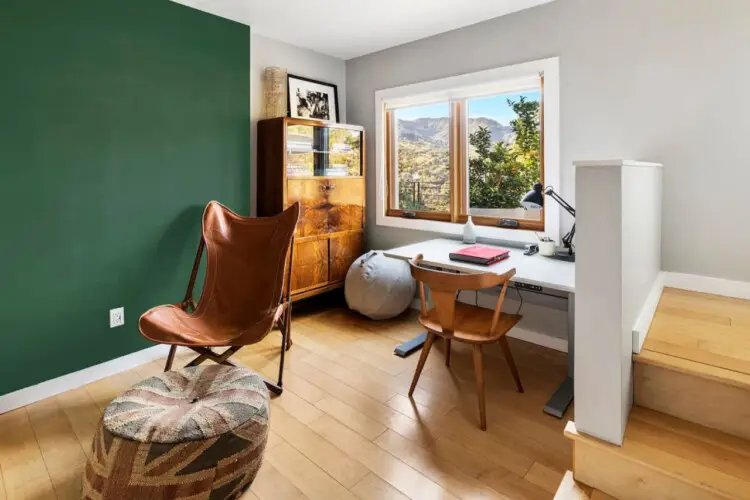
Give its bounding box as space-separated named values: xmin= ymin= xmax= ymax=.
xmin=408 ymin=254 xmax=524 ymax=430
xmin=139 ymin=201 xmax=299 ymax=395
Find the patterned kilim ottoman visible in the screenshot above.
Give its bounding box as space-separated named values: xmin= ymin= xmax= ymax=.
xmin=83 ymin=364 xmax=269 ymax=499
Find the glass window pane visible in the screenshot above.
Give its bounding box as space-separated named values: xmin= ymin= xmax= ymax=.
xmin=467 ymin=90 xmax=542 ymax=221
xmin=393 ymin=103 xmax=450 ymax=212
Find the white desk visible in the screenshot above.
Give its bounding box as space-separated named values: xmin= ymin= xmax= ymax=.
xmin=384 ymin=238 xmax=576 ymax=418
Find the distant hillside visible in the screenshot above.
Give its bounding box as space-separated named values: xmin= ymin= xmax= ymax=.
xmin=397 ymin=117 xmax=513 ymax=146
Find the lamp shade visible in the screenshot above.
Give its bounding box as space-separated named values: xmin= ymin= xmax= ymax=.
xmin=521 ymin=187 xmax=543 ymax=209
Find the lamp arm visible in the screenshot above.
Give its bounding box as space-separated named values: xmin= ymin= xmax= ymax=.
xmin=562 ymin=223 xmax=576 ymax=252
xmin=544 ymin=187 xmax=575 ymax=217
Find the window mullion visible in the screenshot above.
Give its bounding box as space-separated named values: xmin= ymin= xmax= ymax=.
xmin=449 ymin=101 xmax=468 ymax=222
xmin=539 ymin=73 xmax=545 ymax=223
xmin=458 ymin=101 xmax=468 ymax=217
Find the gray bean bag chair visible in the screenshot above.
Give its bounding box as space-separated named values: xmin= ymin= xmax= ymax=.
xmin=345 ymin=251 xmax=417 ymax=320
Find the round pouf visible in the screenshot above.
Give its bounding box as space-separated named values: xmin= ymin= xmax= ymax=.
xmin=83 ymin=364 xmax=269 ymax=499
xmin=345 ymin=250 xmax=416 ymax=320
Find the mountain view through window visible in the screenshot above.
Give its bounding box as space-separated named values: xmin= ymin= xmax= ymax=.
xmin=393 ymin=90 xmax=542 ymax=217
xmin=394 ymin=103 xmax=451 ymax=212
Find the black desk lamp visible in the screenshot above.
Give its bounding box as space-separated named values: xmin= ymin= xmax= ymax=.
xmin=521 ymin=184 xmax=575 ymax=262
xmin=521 ymin=183 xmax=544 ymax=208
xmin=544 ymin=186 xmax=575 ymax=262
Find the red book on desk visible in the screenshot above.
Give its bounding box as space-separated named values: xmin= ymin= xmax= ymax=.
xmin=449 ymin=245 xmax=510 ymax=266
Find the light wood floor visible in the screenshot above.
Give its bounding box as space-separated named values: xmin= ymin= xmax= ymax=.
xmin=644 ymin=287 xmax=750 ymax=375
xmin=0 ymin=307 xmax=572 ymax=500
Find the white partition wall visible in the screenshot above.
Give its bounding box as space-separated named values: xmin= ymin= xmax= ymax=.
xmin=625 ymin=166 xmax=664 ymax=354
xmin=574 ymin=160 xmax=663 ymax=445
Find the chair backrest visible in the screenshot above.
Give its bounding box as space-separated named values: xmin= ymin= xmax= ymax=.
xmin=408 ymin=254 xmax=516 ymax=335
xmin=193 ymin=201 xmax=299 ymax=344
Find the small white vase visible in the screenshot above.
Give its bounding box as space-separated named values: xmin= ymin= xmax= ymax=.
xmin=463 ymin=216 xmax=477 ymax=244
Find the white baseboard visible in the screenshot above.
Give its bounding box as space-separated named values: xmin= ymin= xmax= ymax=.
xmin=664 ymin=272 xmax=750 ymax=300
xmin=0 ymin=344 xmax=171 ymax=415
xmin=632 ymin=271 xmax=665 ymax=354
xmin=409 ymin=298 xmax=568 ymax=353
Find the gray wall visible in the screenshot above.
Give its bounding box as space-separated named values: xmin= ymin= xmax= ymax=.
xmin=250 ymin=34 xmax=346 ymax=214
xmin=346 ymin=0 xmax=750 ymax=281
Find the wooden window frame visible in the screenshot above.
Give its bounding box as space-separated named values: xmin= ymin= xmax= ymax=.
xmin=384 ymin=107 xmax=452 ymax=222
xmin=384 ymin=78 xmax=545 ymax=231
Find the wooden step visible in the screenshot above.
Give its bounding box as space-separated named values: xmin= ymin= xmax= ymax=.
xmin=553 ymin=471 xmax=593 ymax=499
xmin=635 ymin=287 xmax=750 ymax=440
xmin=634 ymin=346 xmax=750 ymax=441
xmin=553 ymin=472 xmax=619 ymax=500
xmin=643 ymin=287 xmax=750 ymax=376
xmin=565 ymin=407 xmax=750 ymax=500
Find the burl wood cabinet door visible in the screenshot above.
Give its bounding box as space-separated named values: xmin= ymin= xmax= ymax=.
xmin=287 ymin=180 xmax=327 ymax=237
xmin=328 ymin=178 xmax=364 ymax=233
xmin=291 ymin=239 xmax=329 ymax=293
xmin=329 ymin=231 xmax=365 ymax=283
xmin=287 ymin=178 xmax=364 ymax=237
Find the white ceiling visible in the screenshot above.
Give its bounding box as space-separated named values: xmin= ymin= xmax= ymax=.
xmin=172 ymin=0 xmax=555 ymax=60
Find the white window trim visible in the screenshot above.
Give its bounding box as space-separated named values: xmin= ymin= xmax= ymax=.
xmin=374 ymin=57 xmax=560 ymax=245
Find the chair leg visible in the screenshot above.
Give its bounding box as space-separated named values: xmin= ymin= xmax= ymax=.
xmin=185 ymin=346 xmax=241 ymax=368
xmin=272 ymin=313 xmax=290 ymax=395
xmin=285 ymin=303 xmax=293 ymax=351
xmin=499 ymin=336 xmax=524 ymax=393
xmin=164 ymin=346 xmax=177 ymax=372
xmin=472 ymin=344 xmax=487 ymax=431
xmin=409 ymin=332 xmax=436 ymax=397
xmin=444 ymin=338 xmax=452 ymax=367
xmin=185 ymin=348 xmax=211 ymax=367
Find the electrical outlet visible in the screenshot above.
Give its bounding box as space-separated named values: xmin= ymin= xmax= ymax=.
xmin=110 ymin=307 xmax=124 ymax=328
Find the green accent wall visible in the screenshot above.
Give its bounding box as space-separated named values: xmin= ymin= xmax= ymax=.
xmin=0 ymin=0 xmax=250 ymax=395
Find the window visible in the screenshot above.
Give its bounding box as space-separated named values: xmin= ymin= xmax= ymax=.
xmin=385 ymin=82 xmax=543 ymax=229
xmin=388 ymin=102 xmax=451 ymax=219
xmin=465 ymin=89 xmax=543 ymax=227
xmin=377 ymin=58 xmax=559 ymax=243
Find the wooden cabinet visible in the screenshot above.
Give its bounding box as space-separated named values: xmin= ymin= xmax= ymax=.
xmin=287 ymin=177 xmax=364 ymax=237
xmin=258 ymin=117 xmax=366 ymax=301
xmin=290 ymin=238 xmax=329 ymax=293
xmin=329 ymin=230 xmax=365 ymax=283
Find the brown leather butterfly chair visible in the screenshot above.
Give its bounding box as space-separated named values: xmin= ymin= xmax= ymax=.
xmin=139 ymin=201 xmax=299 ymax=395
xmin=407 ymin=254 xmax=524 ymax=430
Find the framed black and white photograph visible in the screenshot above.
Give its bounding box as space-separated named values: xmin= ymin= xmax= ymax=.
xmin=287 ymin=74 xmax=339 ymax=122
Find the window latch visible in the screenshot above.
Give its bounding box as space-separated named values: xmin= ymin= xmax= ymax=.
xmin=497 ymin=219 xmax=520 ymax=228
xmin=402 ymin=211 xmax=417 ymax=219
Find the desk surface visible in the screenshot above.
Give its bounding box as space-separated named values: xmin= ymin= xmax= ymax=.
xmin=383 ymin=238 xmax=575 ymax=293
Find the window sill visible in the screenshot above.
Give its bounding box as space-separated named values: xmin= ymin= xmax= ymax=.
xmin=375 ymin=212 xmax=558 ymax=245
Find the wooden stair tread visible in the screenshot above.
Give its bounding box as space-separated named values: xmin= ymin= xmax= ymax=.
xmin=553 ymin=470 xmax=618 ymax=500
xmin=642 ymin=288 xmax=750 ymax=377
xmin=566 ymin=407 xmax=750 ymax=499
xmin=553 ymin=471 xmax=592 ymax=499
xmin=634 ymin=349 xmax=750 ymax=391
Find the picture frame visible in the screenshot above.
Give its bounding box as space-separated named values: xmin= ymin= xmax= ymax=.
xmin=287 ymin=74 xmax=339 ymax=123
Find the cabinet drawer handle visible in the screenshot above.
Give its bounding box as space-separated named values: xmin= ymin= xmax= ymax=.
xmin=319 ymin=185 xmax=336 ymax=191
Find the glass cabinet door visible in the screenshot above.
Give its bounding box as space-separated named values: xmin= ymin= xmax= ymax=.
xmin=286 ymin=125 xmax=315 ymax=177
xmin=327 ymin=128 xmax=362 ymax=177
xmin=286 ymin=124 xmax=361 ymax=177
